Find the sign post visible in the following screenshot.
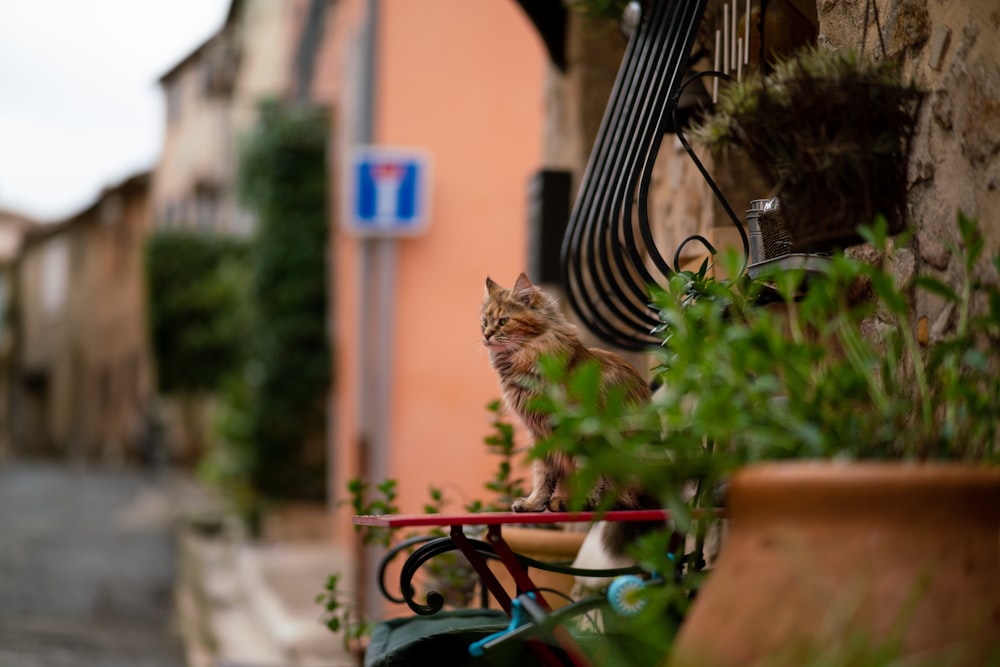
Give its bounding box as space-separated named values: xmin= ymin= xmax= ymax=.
xmin=347 ymin=147 xmax=430 ymax=236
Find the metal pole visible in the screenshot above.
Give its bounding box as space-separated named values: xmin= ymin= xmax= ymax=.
xmin=354 ymin=0 xmax=393 ymax=625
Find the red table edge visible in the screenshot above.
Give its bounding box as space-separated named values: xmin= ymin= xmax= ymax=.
xmin=352 ymin=508 xmax=692 ymax=528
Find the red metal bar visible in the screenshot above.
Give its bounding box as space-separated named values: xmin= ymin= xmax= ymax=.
xmin=487 ymin=526 xmax=592 ymax=667
xmin=352 ymin=508 xmax=674 ymax=528
xmin=487 ymin=525 xmax=541 ymax=600
xmin=448 ymin=525 xmax=512 ymax=614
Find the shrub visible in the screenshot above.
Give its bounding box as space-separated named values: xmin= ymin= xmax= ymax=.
xmin=144 ymin=230 xmax=250 ymax=394
xmin=220 ymin=100 xmax=330 ymax=501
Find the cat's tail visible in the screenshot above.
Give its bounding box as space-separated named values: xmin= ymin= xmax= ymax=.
xmin=600 ymin=520 xmax=663 ymax=558
xmin=600 ymin=489 xmax=664 ymax=558
xmin=601 ymin=480 xmax=729 ymax=559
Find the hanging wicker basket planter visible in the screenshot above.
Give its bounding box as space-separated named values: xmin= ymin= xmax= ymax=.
xmin=696 ymin=48 xmax=924 ymax=254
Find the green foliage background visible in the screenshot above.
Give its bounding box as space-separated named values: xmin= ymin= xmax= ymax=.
xmin=224 ymin=100 xmax=331 ymax=501
xmin=145 ymin=102 xmax=329 ymax=511
xmin=145 ymin=231 xmax=250 ymax=394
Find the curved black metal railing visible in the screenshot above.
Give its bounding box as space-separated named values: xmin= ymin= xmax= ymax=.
xmin=378 ymin=534 xmax=644 ymax=616
xmin=561 ymin=0 xmax=748 ymax=351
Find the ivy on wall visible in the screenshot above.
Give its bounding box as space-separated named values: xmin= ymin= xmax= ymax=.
xmin=145 ymin=101 xmax=329 ymax=508
xmin=228 ymin=100 xmax=331 ymax=501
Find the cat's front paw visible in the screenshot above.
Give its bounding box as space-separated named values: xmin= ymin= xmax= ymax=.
xmin=512 ymin=497 xmax=547 ymax=512
xmin=546 ymin=497 xmax=567 ymax=512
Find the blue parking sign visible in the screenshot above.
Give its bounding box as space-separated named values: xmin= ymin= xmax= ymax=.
xmin=348 ymin=147 xmax=430 ymax=236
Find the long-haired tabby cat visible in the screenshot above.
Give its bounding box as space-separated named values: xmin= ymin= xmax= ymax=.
xmin=482 ymin=273 xmax=657 ymax=554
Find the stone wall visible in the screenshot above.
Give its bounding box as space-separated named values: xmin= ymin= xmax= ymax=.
xmin=821 ymin=2 xmax=1000 ymax=243
xmin=542 ymin=12 xmax=626 ymax=181
xmin=13 ymin=174 xmax=153 ymax=461
xmin=819 ymin=0 xmax=1000 ymax=339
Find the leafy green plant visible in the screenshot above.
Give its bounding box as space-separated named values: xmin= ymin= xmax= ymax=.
xmin=314 ymin=479 xmax=402 ymax=651
xmin=145 ymin=230 xmax=251 ymax=475
xmin=527 ymin=212 xmax=999 ymax=652
xmin=319 ymin=401 xmax=527 ymax=641
xmin=218 ymin=100 xmax=330 ymax=502
xmin=144 ymin=230 xmax=251 ymax=394
xmin=546 ymin=213 xmax=998 ymax=489
xmin=316 ymin=573 xmax=373 ymax=651
xmin=347 ymin=478 xmax=400 ymax=549
xmin=472 ymin=399 xmax=528 ymax=512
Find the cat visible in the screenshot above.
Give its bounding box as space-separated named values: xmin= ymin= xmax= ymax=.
xmin=481 ymin=273 xmax=657 ymax=554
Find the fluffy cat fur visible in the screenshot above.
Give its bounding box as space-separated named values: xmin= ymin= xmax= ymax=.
xmin=482 ymin=273 xmax=657 ymax=555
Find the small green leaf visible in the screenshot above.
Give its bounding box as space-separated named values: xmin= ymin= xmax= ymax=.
xmin=867 ymin=270 xmax=908 ymax=316
xmin=857 ymin=217 xmax=889 ymax=253
xmin=666 ymin=494 xmax=692 ymax=532
xmin=914 ymin=275 xmax=958 ymax=303
xmin=568 ymin=360 xmax=602 ymax=411
xmin=958 ymin=211 xmax=984 ymax=269
xmin=962 ymin=348 xmax=989 ymax=371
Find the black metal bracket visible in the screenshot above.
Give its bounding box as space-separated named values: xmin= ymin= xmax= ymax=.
xmin=561 ymin=0 xmax=712 ymax=351
xmin=673 ymin=70 xmax=748 ymax=275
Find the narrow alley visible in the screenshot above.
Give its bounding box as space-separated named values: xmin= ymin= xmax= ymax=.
xmin=0 ymin=462 xmax=205 ymax=667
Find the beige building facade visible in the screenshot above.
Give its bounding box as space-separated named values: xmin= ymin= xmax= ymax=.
xmin=0 ymin=210 xmax=38 ymax=460
xmin=12 ymin=173 xmax=153 ymax=462
xmin=152 ymin=0 xmax=310 ymax=236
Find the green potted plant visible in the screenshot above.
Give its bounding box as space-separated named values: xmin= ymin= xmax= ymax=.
xmin=693 ymin=47 xmax=924 ymax=254
xmin=532 ymin=213 xmax=999 ymax=665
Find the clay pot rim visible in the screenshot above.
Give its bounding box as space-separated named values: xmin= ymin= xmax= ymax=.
xmin=735 ymin=460 xmax=1000 ymax=484
xmin=728 ymin=461 xmax=1000 ymax=519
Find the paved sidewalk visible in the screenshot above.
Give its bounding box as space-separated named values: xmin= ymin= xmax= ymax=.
xmin=0 ymin=461 xmax=355 ymax=667
xmin=176 ymin=503 xmax=357 ymax=667
xmin=0 ymin=462 xmax=199 ymax=667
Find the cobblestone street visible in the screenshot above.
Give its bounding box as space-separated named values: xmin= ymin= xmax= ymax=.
xmin=0 ymin=462 xmax=208 ymax=667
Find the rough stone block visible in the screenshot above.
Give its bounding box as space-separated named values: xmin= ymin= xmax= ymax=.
xmin=928 ymin=25 xmax=951 ymax=71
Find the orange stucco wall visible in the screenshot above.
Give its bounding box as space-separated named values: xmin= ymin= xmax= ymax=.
xmin=326 ymin=1 xmax=546 ymax=536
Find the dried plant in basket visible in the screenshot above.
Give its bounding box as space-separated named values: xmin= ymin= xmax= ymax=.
xmin=694 ymin=48 xmax=924 ymax=253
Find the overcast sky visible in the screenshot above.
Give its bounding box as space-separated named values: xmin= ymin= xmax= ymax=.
xmin=0 ymin=0 xmax=230 ymax=222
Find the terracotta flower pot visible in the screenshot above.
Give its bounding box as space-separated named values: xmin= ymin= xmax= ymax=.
xmin=670 ymin=462 xmax=1000 ymax=666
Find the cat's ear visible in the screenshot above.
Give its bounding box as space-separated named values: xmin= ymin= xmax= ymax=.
xmin=485 ymin=276 xmax=502 ymax=298
xmin=511 ymin=272 xmax=536 ymax=306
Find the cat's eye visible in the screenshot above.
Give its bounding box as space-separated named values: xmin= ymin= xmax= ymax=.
xmin=499 ymin=317 xmax=509 ymax=326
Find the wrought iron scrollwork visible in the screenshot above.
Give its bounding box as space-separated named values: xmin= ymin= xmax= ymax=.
xmin=380 ymin=534 xmax=498 ymax=615
xmin=561 ymin=0 xmax=751 ymax=351
xmin=673 ymin=70 xmax=747 ymax=271
xmin=377 ymin=531 xmax=646 ymax=616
